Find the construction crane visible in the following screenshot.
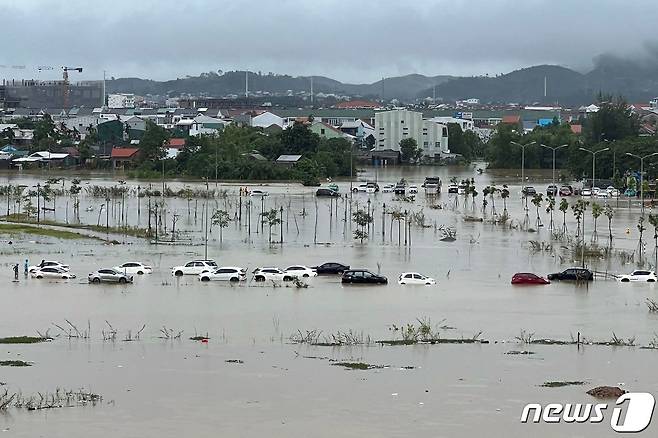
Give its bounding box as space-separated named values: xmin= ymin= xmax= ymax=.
xmin=62 ymin=66 xmax=83 ymax=109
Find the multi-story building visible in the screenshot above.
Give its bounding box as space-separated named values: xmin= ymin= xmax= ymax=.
xmin=107 ymin=93 xmax=136 ymax=109
xmin=374 ymin=109 xmax=449 ymax=159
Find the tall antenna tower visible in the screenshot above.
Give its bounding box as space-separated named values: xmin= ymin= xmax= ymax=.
xmin=245 ymin=71 xmax=249 ymax=99
xmin=544 ymin=76 xmax=547 ymax=98
xmin=310 ymin=76 xmax=314 ymax=105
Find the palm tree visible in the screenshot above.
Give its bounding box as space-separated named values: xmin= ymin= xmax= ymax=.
xmin=545 ymin=196 xmax=556 ymax=231
xmin=531 ymin=193 xmax=543 ymax=228
xmin=591 ymin=202 xmax=602 ymax=241
xmin=604 ymin=205 xmax=614 ymax=243
xmin=559 ymin=198 xmax=569 ymax=234
xmin=501 ymin=185 xmax=509 ymax=212
xmin=648 ymin=214 xmax=658 ymax=269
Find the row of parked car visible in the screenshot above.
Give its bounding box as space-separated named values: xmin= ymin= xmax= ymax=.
xmin=511 ymin=268 xmax=657 ymax=284
xmin=523 ymin=185 xmax=621 ymax=198
xmin=25 ymin=259 xmax=438 ymax=286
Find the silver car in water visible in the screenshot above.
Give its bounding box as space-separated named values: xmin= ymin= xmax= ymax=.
xmin=88 ymin=268 xmax=134 ymax=284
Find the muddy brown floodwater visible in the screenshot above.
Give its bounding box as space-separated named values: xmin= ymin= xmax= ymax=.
xmin=0 ymin=165 xmax=657 ymax=437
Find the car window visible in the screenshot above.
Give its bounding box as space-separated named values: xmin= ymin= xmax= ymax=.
xmin=185 ymin=262 xmax=194 ymax=267
xmin=404 ymin=274 xmax=413 ymax=278
xmin=363 ymin=272 xmax=372 ymax=278
xmin=208 ymin=261 xmax=217 ymax=266
xmin=635 ymin=271 xmax=650 ymax=275
xmin=413 ymin=274 xmax=423 ymax=279
xmin=42 ymin=268 xmax=56 ymax=273
xmin=99 ymin=269 xmax=113 ymax=274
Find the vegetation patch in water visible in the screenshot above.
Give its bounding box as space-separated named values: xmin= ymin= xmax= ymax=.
xmin=540 ymin=381 xmax=586 ymax=388
xmin=332 ymin=362 xmax=384 ymax=370
xmin=0 ymin=336 xmax=50 ymax=344
xmin=0 ymin=360 xmax=31 ymax=367
xmin=0 ymin=223 xmax=93 ymax=240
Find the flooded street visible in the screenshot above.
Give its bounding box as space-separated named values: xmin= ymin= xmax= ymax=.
xmin=1 ymin=166 xmax=657 ymax=437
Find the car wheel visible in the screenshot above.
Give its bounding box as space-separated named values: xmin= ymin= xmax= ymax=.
xmin=92 ymin=278 xmax=101 ymax=283
xmin=303 ymin=274 xmax=309 ymax=278
xmin=648 ymin=279 xmax=655 ymax=282
xmin=174 ymin=270 xmax=183 ymax=276
xmin=283 ymin=276 xmax=292 ymax=282
xmin=201 ymin=277 xmax=210 ymax=282
xmin=621 ymin=278 xmax=630 ymax=282
xmin=400 ymin=282 xmax=405 ymax=285
xmin=119 ymin=277 xmax=127 ymax=284
xmin=229 ymin=277 xmax=239 ymax=282
xmin=137 ymin=271 xmax=144 ymax=275
xmin=352 ymin=188 xmax=358 ymax=193
xmin=36 ymin=275 xmax=42 ymax=279
xmin=255 ymin=276 xmax=265 ymax=282
xmin=337 ymin=270 xmax=343 ymax=275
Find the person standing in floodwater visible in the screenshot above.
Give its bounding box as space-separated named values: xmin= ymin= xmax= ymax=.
xmin=13 ymin=263 xmax=19 ymax=280
xmin=24 ymin=259 xmax=28 ymax=275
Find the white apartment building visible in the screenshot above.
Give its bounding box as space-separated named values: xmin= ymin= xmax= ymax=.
xmin=374 ymin=109 xmax=449 ymax=158
xmin=107 ymin=93 xmax=136 ymax=109
xmin=429 ymin=116 xmax=474 ymax=131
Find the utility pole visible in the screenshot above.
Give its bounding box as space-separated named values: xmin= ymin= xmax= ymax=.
xmin=510 ymin=141 xmax=536 ymax=200
xmin=579 ymin=146 xmax=610 ymax=189
xmin=540 ymin=143 xmax=568 ymax=185
xmin=626 ymin=152 xmax=658 ymax=214
xmin=204 ymin=179 xmax=209 ymax=259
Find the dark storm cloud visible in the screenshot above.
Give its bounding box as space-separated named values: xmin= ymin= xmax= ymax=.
xmin=1 ymin=0 xmax=656 ymax=82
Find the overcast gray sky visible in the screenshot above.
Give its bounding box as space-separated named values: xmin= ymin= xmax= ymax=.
xmin=1 ymin=0 xmax=656 ymax=83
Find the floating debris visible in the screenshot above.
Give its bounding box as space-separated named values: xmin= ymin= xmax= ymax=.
xmin=540 ymin=381 xmax=586 ymax=388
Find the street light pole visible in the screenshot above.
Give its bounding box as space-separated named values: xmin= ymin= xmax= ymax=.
xmin=579 ymin=147 xmax=609 ymax=189
xmin=626 ymin=152 xmax=658 ymax=214
xmin=540 ymin=143 xmax=568 ymax=185
xmin=510 ymin=141 xmax=536 ymax=198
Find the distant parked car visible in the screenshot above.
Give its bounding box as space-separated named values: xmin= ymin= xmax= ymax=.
xmin=250 ymin=190 xmax=269 ymax=197
xmin=547 ymin=268 xmax=593 ymax=281
xmin=581 ymin=188 xmax=592 ymax=197
xmin=522 ymin=186 xmax=537 ymax=196
xmin=252 ymin=267 xmax=295 ymax=282
xmin=447 ymin=183 xmax=459 ymax=194
xmin=113 ymin=262 xmax=153 ymax=275
xmin=559 ymin=185 xmax=573 ymax=196
xmin=618 ymin=270 xmax=657 ymax=283
xmin=28 ymin=260 xmax=70 ymax=273
xmin=382 ymin=184 xmax=395 ymax=193
xmin=546 ymin=185 xmax=558 ymax=197
xmin=352 ymin=183 xmax=368 ymax=193
xmin=596 ymin=190 xmax=609 ymax=199
xmin=511 ymin=273 xmax=550 ymax=285
xmin=88 ymin=268 xmax=133 ymax=284
xmin=31 ymin=267 xmax=76 ymax=279
xmin=606 ymin=186 xmax=620 ymax=197
xmin=312 ymin=262 xmax=350 ymax=275
xmin=284 ymin=265 xmax=317 ymax=278
xmin=398 ymin=272 xmax=436 ymax=285
xmin=171 ymin=260 xmax=218 ymax=276
xmin=341 ymin=270 xmax=388 ymax=284
xmin=592 ymin=186 xmax=602 ymax=196
xmin=408 ymin=185 xmax=418 ymax=194
xmin=316 ymin=188 xmax=340 ymax=197
xmin=199 ymin=267 xmax=247 ymax=282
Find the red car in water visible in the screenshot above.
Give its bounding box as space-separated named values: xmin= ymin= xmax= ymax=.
xmin=511 ymin=273 xmax=550 ymax=285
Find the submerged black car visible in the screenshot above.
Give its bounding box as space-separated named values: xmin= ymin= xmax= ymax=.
xmin=341 ymin=270 xmax=388 ymax=284
xmin=316 ymin=188 xmax=340 ymax=197
xmin=313 ymin=262 xmax=350 ymax=275
xmin=547 ymin=268 xmax=593 ymax=281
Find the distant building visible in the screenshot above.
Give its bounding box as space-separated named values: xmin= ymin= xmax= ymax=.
xmin=1 ymin=79 xmax=103 ymax=109
xmin=110 ymin=147 xmax=140 ymax=168
xmin=108 ymin=93 xmax=136 ymax=109
xmin=166 ymin=138 xmax=186 ymax=158
xmin=333 ymin=100 xmax=381 ymax=109
xmin=429 ymin=116 xmax=474 ymax=131
xmin=310 ymin=121 xmax=347 ymax=140
xmin=275 ymin=154 xmax=302 ymax=166
xmin=374 ymin=109 xmax=449 ymax=159
xmin=650 ymin=98 xmax=658 ymax=110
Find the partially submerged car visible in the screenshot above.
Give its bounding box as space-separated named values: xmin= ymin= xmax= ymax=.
xmin=511 ymin=272 xmax=550 ymax=285
xmin=171 ymin=260 xmax=218 ymax=276
xmin=398 ymin=272 xmax=436 ymax=285
xmin=618 ymin=270 xmax=657 ymax=283
xmin=341 ymin=270 xmax=388 ymax=284
xmin=28 ymin=260 xmax=70 ymax=273
xmin=312 ymin=262 xmax=350 ymax=275
xmin=113 ymin=262 xmax=153 ymax=275
xmin=31 ymin=266 xmax=76 ymax=280
xmin=199 ymin=267 xmax=247 ymax=282
xmin=88 ymin=268 xmax=133 ymax=284
xmin=547 ymin=268 xmax=593 ymax=281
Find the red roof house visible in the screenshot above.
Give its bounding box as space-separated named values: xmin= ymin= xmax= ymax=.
xmin=111 ymin=147 xmax=141 ymax=168
xmin=502 ymin=115 xmax=521 ymax=125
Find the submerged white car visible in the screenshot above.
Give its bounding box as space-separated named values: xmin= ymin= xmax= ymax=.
xmin=408 ymin=185 xmax=419 ymax=194
xmin=284 ymin=265 xmax=317 ymax=278
xmin=250 ymin=190 xmax=269 ymax=197
xmin=172 ymin=260 xmax=218 ymax=276
xmin=28 ymin=261 xmax=70 ymax=273
xmin=619 ymin=270 xmax=657 ymax=283
xmin=199 ymin=267 xmax=247 ymax=282
xmin=398 ymin=272 xmax=436 ymax=285
xmin=382 ymin=184 xmax=395 ymax=193
xmin=253 ymin=267 xmax=295 ymax=282
xmin=113 ymin=262 xmax=153 ymax=275
xmin=31 ymin=266 xmax=76 ymax=279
